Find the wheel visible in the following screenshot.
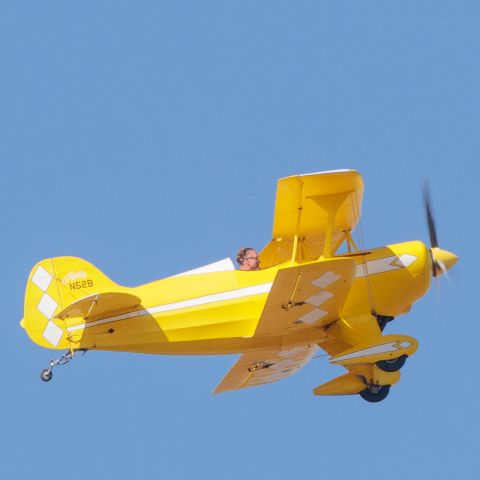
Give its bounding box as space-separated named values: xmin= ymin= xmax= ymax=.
xmin=40 ymin=369 xmax=53 ymax=382
xmin=377 ymin=354 xmax=407 ymax=372
xmin=359 ymin=384 xmax=390 ymax=403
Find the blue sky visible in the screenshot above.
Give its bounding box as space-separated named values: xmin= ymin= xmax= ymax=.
xmin=2 ymin=2 xmax=478 ymax=479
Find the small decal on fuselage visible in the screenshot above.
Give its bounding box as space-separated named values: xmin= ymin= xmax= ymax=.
xmin=62 ymin=271 xmax=88 ymax=285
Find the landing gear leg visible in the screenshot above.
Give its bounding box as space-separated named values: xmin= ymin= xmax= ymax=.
xmin=374 ymin=313 xmax=394 ymax=332
xmin=40 ymin=349 xmax=86 ymax=382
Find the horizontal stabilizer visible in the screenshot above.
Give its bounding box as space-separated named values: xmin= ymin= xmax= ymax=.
xmin=329 ymin=334 xmax=418 ymax=366
xmin=55 ymin=292 xmax=142 ymax=321
xmin=313 ymin=373 xmax=366 ymax=396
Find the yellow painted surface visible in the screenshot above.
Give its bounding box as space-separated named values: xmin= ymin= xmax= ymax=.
xmin=21 ymin=169 xmax=458 ymax=398
xmin=260 ymin=170 xmax=364 ymax=267
xmin=313 ymin=373 xmax=366 ymax=396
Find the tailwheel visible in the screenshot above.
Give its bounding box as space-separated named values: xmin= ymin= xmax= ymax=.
xmin=40 ymin=369 xmax=53 ymax=382
xmin=376 ymin=354 xmax=407 ymax=372
xmin=359 ymin=384 xmax=390 ymax=403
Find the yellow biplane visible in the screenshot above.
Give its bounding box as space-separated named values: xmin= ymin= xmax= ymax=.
xmin=21 ymin=170 xmax=457 ymax=402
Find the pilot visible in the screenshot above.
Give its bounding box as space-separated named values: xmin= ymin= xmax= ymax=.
xmin=236 ymin=247 xmax=261 ymax=271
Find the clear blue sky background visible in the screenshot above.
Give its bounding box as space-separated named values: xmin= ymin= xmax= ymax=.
xmin=2 ymin=2 xmax=477 ymax=479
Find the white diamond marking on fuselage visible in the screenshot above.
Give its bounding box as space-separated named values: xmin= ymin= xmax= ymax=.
xmin=396 ymin=254 xmax=418 ymax=268
xmin=42 ymin=321 xmax=63 ymax=347
xmin=32 ymin=265 xmax=53 ymax=292
xmin=306 ymin=290 xmax=334 ymax=307
xmin=311 ymin=272 xmax=341 ymax=288
xmin=37 ymin=293 xmax=58 ymax=319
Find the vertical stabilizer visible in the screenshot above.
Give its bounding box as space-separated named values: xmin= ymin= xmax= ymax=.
xmin=22 ymin=257 xmax=118 ymax=350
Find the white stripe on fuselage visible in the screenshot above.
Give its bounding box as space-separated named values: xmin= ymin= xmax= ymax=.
xmin=355 ymin=254 xmax=418 ymax=278
xmin=66 ymin=282 xmax=273 ymax=332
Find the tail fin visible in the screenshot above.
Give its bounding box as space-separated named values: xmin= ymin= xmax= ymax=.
xmin=22 ymin=257 xmax=118 ymax=350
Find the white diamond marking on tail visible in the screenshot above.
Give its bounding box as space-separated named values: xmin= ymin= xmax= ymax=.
xmin=32 ymin=266 xmax=53 ymax=292
xmin=42 ymin=321 xmax=63 ymax=347
xmin=311 ymin=272 xmax=341 ymax=288
xmin=37 ymin=294 xmax=58 ymax=319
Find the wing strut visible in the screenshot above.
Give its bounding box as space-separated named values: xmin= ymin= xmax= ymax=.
xmin=308 ymin=191 xmax=351 ymax=258
xmin=344 ymin=231 xmax=359 ymax=253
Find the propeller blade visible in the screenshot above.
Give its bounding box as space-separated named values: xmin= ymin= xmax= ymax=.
xmin=423 ymin=181 xmax=439 ymax=249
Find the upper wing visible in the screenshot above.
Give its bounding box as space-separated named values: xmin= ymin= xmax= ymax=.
xmin=260 ymin=170 xmax=364 ymax=268
xmin=213 ymin=258 xmax=356 ymax=393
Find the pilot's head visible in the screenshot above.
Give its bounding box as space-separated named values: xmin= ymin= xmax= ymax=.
xmin=236 ymin=248 xmax=260 ymax=271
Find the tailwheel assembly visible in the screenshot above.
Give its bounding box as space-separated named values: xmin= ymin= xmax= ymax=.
xmin=39 ymin=349 xmax=87 ymax=382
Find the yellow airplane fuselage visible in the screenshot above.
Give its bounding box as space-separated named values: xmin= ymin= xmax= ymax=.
xmin=22 ymin=240 xmax=431 ymax=357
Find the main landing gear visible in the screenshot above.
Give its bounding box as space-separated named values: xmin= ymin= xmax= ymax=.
xmin=40 ymin=349 xmax=87 ymax=382
xmin=358 ymin=355 xmax=408 ymax=402
xmin=359 ymin=384 xmax=390 ymax=403
xmin=357 ymin=355 xmax=407 ymax=402
xmin=376 ymin=354 xmax=407 ymax=372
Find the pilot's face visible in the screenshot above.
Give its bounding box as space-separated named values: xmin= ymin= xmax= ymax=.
xmin=242 ymin=249 xmax=260 ymax=270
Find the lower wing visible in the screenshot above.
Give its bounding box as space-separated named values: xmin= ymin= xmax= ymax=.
xmin=213 ymin=344 xmax=318 ymax=394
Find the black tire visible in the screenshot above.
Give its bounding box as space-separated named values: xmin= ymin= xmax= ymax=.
xmin=377 ymin=354 xmax=407 ymax=372
xmin=40 ymin=369 xmax=53 ymax=382
xmin=359 ymin=385 xmax=390 ymax=403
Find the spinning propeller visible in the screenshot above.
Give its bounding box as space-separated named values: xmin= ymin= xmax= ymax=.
xmin=422 ymin=181 xmax=458 ymax=277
